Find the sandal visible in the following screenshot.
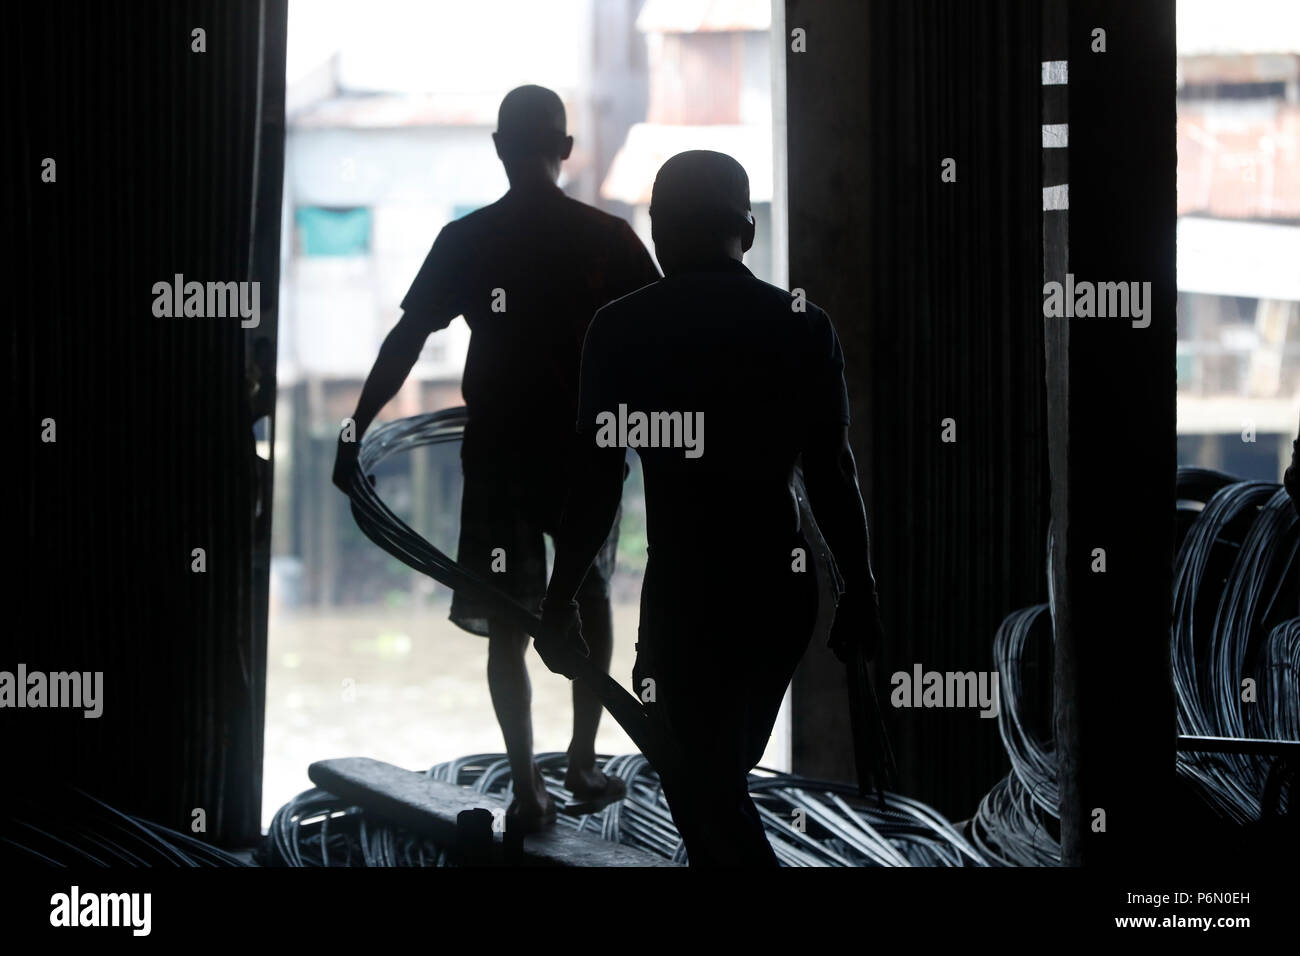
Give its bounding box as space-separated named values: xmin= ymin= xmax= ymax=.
xmin=560 ymin=772 xmax=628 ymax=816
xmin=506 ymin=796 xmax=557 ymax=834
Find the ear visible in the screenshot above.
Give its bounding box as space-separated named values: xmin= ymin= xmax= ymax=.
xmin=741 ymin=213 xmax=756 ymax=253
xmin=560 ymin=135 xmax=574 ymax=161
xmin=492 ymin=132 xmax=504 ymax=161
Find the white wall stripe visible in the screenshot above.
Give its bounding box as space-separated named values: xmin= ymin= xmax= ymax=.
xmin=1042 ymin=60 xmax=1068 ymax=85
xmin=1043 ymin=184 xmax=1070 ymax=210
xmin=1042 ymin=124 xmax=1069 ymax=148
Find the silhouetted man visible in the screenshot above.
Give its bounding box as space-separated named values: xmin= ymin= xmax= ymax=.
xmin=333 ymin=85 xmax=659 ymax=831
xmin=539 ymin=150 xmax=885 ymax=865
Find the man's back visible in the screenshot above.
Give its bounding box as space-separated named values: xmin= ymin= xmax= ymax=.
xmin=402 ymin=183 xmax=658 ymax=475
xmin=578 ymin=259 xmax=851 ymax=558
xmin=541 ymin=150 xmax=877 ymax=866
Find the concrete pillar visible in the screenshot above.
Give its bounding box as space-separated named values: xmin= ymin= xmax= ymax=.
xmin=1047 ymin=0 xmax=1178 ymax=865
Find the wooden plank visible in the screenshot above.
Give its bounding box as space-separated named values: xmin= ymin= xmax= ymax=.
xmin=308 ymin=758 xmax=677 ymax=867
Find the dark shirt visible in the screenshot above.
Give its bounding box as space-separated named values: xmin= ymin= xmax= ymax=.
xmin=400 ymin=181 xmax=660 ymax=476
xmin=576 ymin=259 xmax=851 ymax=560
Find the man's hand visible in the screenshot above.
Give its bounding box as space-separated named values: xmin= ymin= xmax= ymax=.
xmin=536 ymin=599 xmax=590 ymax=679
xmin=828 ymin=589 xmax=885 ymax=663
xmin=333 ymin=437 xmax=361 ymax=494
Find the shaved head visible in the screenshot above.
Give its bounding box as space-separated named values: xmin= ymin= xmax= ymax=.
xmin=496 ymin=85 xmax=568 ymax=158
xmin=650 ymin=150 xmax=752 ymax=243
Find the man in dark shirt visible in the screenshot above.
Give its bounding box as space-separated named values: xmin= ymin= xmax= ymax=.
xmin=539 ymin=150 xmax=885 ymax=865
xmin=333 ymin=85 xmax=659 ymax=830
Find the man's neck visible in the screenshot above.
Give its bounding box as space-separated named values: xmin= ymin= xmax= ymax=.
xmin=505 ymin=167 xmax=562 ymax=194
xmin=664 ymin=254 xmax=747 ymax=277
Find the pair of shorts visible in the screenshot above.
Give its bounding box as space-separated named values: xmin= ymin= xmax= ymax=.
xmin=449 ymin=470 xmax=621 ymax=637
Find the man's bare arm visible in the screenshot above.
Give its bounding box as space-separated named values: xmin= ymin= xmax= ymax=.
xmin=536 ymin=441 xmax=625 ymax=676
xmin=547 ymin=442 xmax=626 ymax=606
xmin=801 ymin=424 xmax=885 ymax=660
xmin=332 ymin=312 xmax=432 ymax=491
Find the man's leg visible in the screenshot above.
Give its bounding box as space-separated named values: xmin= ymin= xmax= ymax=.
xmin=713 ymin=564 xmax=817 ymax=864
xmin=556 ymin=506 xmax=626 ymax=801
xmin=455 ymin=473 xmax=555 ymax=825
xmin=632 ymin=628 xmax=773 ymax=865
xmin=486 ymin=624 xmax=553 ymax=818
xmin=565 ymin=584 xmax=614 ymax=790
xmin=658 ymin=688 xmax=781 ymax=867
xmin=640 ymin=558 xmax=815 ymax=865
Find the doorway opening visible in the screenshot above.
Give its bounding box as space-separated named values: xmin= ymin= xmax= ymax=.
xmin=261 ymin=0 xmax=789 ymax=827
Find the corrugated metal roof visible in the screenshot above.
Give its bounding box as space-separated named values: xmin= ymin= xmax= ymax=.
xmin=636 ymin=0 xmax=770 ymax=34
xmin=600 ymin=122 xmax=773 ymax=204
xmin=1180 ymin=53 xmax=1300 ymax=85
xmin=289 ymin=92 xmax=502 ymax=129
xmin=1178 ymin=104 xmax=1300 ymax=219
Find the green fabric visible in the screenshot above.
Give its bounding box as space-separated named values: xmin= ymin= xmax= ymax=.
xmin=295 ymin=206 xmax=371 ymax=256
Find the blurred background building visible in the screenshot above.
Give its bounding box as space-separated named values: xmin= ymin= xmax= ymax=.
xmin=264 ymin=0 xmax=780 ymax=825
xmin=1175 ymin=0 xmax=1300 ymax=478
xmin=263 ymin=0 xmax=1299 ymax=828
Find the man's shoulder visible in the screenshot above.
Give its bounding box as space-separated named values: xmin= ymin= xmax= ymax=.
xmin=743 ymin=277 xmax=831 ymax=332
xmin=594 ymin=271 xmax=829 ymax=317
xmin=583 ymin=282 xmax=662 ymax=347
xmin=457 ymin=192 xmax=638 ymax=250
xmin=746 ymin=273 xmax=815 ymax=311
xmin=726 ymin=270 xmax=826 ymax=314
xmin=418 ymin=206 xmax=489 ymax=261
xmin=556 ymin=193 xmax=620 ymax=225
xmin=675 ymin=269 xmax=830 ymax=323
xmin=442 ymin=197 xmax=508 ymax=236
xmin=594 ymin=277 xmax=664 ymax=317
xmin=552 ymin=195 xmax=642 ymax=246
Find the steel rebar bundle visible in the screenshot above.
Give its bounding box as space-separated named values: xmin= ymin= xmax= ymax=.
xmin=973 ymin=467 xmax=1298 ymax=860
xmin=262 ymin=754 xmax=987 ymax=867
xmin=335 ymin=410 xmax=1299 ymax=865
xmin=1 ymin=789 xmax=251 ymax=867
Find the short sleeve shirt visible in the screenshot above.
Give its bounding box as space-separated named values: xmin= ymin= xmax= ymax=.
xmin=401 ymin=183 xmax=660 ymax=474
xmin=575 ymin=259 xmax=850 ymax=550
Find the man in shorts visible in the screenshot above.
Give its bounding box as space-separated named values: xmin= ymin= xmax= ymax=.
xmin=334 ymin=85 xmax=659 ymax=830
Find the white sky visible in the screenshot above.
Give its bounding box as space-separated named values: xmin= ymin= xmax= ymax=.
xmin=1178 ymin=0 xmax=1300 ymax=54
xmin=286 ymin=0 xmax=588 ymax=93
